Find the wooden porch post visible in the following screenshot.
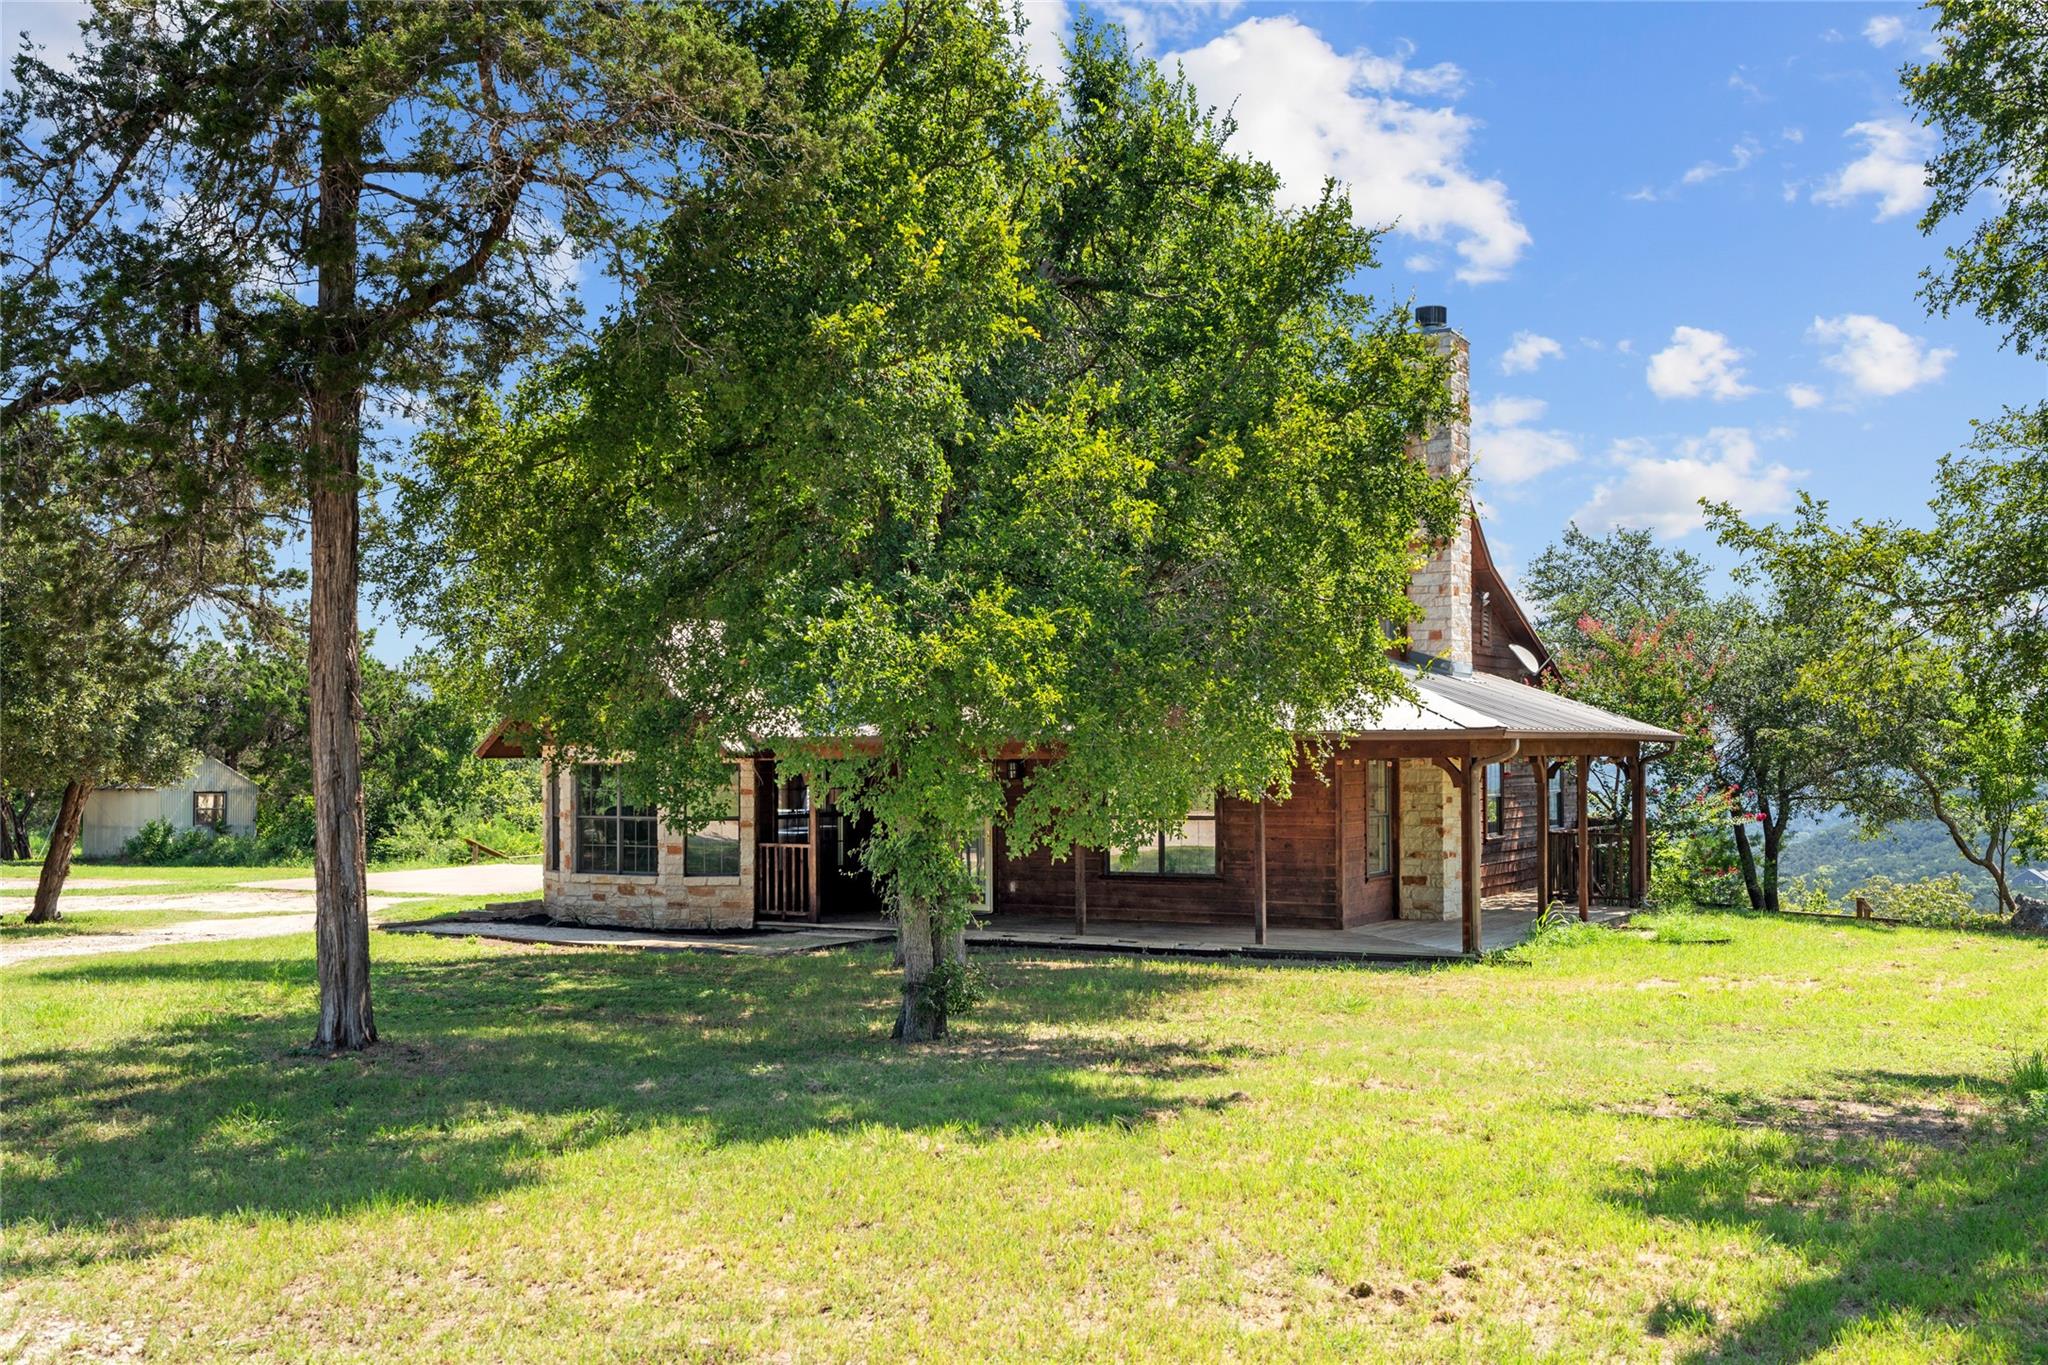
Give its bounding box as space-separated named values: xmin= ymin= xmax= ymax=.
xmin=1254 ymin=795 xmax=1268 ymax=946
xmin=1575 ymin=755 xmax=1591 ymax=922
xmin=1461 ymin=756 xmax=1482 ymax=957
xmin=805 ymin=793 xmax=821 ymax=923
xmin=1073 ymin=843 xmax=1087 ymax=935
xmin=1629 ymin=749 xmax=1648 ymax=908
xmin=1531 ymin=757 xmax=1550 ymax=914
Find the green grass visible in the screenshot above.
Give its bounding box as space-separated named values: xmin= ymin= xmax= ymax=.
xmin=3 ymin=912 xmax=2044 ymax=1361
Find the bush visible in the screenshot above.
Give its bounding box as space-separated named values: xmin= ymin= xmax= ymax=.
xmin=1650 ymin=790 xmax=1747 ymax=908
xmin=1779 ymin=870 xmax=2006 ymax=931
xmin=120 ymin=819 xmax=280 ymax=866
xmin=370 ymin=798 xmax=541 ymax=865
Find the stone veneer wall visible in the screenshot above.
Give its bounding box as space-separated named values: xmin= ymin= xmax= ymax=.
xmin=1408 ymin=329 xmax=1473 ymax=674
xmin=541 ymin=758 xmax=757 ymax=931
xmin=1397 ymin=757 xmax=1463 ymax=921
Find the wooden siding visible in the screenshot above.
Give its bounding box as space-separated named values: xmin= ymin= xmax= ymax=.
xmin=991 ymin=752 xmax=1344 ymax=930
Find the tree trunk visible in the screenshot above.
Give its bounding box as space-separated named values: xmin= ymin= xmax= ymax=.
xmin=307 ymin=86 xmax=375 ymax=1052
xmin=25 ymin=779 xmax=90 ymax=923
xmin=1732 ymin=819 xmax=1764 ymax=912
xmin=892 ymin=898 xmax=955 ymax=1042
xmin=1761 ymin=803 xmax=1786 ymax=914
xmin=4 ymin=790 xmax=31 ymax=859
xmin=0 ymin=792 xmax=18 ymax=861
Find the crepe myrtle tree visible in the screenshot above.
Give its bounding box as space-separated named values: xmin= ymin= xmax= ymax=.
xmin=392 ymin=20 xmax=1462 ymax=1039
xmin=3 ymin=0 xmax=764 ymax=1049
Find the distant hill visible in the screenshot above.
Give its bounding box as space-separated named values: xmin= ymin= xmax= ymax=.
xmin=1777 ymin=818 xmax=2037 ymax=910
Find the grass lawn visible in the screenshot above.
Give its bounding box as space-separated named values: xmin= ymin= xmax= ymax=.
xmin=3 ymin=911 xmax=2044 ymax=1362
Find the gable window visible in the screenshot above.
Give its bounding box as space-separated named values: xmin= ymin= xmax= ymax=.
xmin=1110 ymin=802 xmax=1218 ymax=876
xmin=685 ymin=768 xmax=743 ymax=878
xmin=1366 ymin=760 xmax=1393 ymax=876
xmin=193 ymin=791 xmax=227 ymax=830
xmin=575 ymin=764 xmax=657 ymax=875
xmin=1485 ymin=764 xmax=1505 ymax=838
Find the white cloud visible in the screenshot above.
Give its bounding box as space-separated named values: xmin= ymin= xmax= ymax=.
xmin=1615 ymin=338 xmax=1636 ymax=356
xmin=1727 ymin=69 xmax=1767 ymax=102
xmin=1681 ymin=137 xmax=1762 ymax=186
xmin=1863 ymin=14 xmax=1906 ymax=45
xmin=1780 ymin=126 xmax=1805 ymax=145
xmin=1404 ymin=252 xmax=1440 ymax=272
xmin=1015 ymin=0 xmax=1073 ymax=87
xmin=1170 ymin=17 xmax=1531 ymax=283
xmin=1471 ymin=396 xmax=1581 ymax=486
xmin=1645 ymin=326 xmax=1756 ymax=401
xmin=1813 ymin=117 xmax=1933 ymax=220
xmin=1499 ymin=331 xmax=1564 ymax=374
xmin=1785 ymin=383 xmax=1826 ymax=409
xmin=1574 ymin=428 xmax=1802 ymax=539
xmin=1809 ymin=313 xmax=1954 ymax=395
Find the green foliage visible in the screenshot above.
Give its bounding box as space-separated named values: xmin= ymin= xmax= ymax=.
xmin=1782 ymin=817 xmax=2011 ymax=909
xmin=1909 ymin=0 xmax=2048 ymax=357
xmin=393 ymin=12 xmax=1461 ymax=1012
xmin=120 ymin=819 xmax=288 ymax=867
xmin=1779 ymin=870 xmax=2005 ymax=931
xmin=165 ymin=640 xmax=540 ymax=862
xmin=1649 ymin=787 xmax=1747 ymax=909
xmin=1639 ymin=909 xmax=1730 ymax=945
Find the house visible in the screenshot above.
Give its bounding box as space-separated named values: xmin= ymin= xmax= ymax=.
xmin=77 ymin=754 xmax=260 ymax=859
xmin=479 ymin=309 xmax=1680 ymax=954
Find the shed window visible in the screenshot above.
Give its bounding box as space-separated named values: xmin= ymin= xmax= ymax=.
xmin=1366 ymin=761 xmax=1393 ymax=876
xmin=193 ymin=791 xmax=226 ymax=830
xmin=1110 ymin=803 xmax=1218 ymax=876
xmin=575 ymin=765 xmax=658 ymax=876
xmin=685 ymin=768 xmax=743 ymax=878
xmin=1485 ymin=764 xmax=1505 ymax=838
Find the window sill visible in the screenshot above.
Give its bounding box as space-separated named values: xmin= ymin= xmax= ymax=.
xmin=1103 ymin=872 xmax=1224 ymax=882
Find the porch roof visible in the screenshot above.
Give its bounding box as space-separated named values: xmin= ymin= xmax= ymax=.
xmin=1323 ymin=664 xmax=1682 ymax=746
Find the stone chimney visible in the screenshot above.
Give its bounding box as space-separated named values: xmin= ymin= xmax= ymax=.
xmin=1406 ymin=305 xmax=1473 ymax=674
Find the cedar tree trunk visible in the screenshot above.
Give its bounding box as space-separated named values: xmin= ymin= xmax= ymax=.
xmin=307 ymin=100 xmax=376 ymax=1052
xmin=26 ymin=779 xmax=90 ymax=923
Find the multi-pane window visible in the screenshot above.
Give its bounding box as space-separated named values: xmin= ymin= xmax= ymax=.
xmin=1485 ymin=763 xmax=1505 ymax=837
xmin=775 ymin=777 xmax=810 ymax=843
xmin=1548 ymin=767 xmax=1570 ymax=826
xmin=685 ymin=768 xmax=743 ymax=878
xmin=193 ymin=791 xmax=226 ymax=830
xmin=575 ymin=764 xmax=658 ymax=875
xmin=1366 ymin=761 xmax=1393 ymax=876
xmin=1110 ymin=802 xmax=1218 ymax=876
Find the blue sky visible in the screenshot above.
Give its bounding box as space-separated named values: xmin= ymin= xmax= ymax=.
xmin=1025 ymin=0 xmax=2044 ymax=597
xmin=10 ymin=2 xmax=2043 ymax=660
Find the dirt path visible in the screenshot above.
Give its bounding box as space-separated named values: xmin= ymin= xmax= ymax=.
xmin=0 ymin=913 xmax=320 ymax=967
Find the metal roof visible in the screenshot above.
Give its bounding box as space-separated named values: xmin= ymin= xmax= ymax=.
xmin=1323 ymin=664 xmax=1682 ymax=743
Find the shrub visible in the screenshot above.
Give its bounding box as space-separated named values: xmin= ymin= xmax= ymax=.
xmin=1851 ymin=872 xmax=2002 ymax=930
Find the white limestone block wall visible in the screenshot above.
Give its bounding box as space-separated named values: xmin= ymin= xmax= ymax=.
xmin=1397 ymin=758 xmax=1463 ymax=921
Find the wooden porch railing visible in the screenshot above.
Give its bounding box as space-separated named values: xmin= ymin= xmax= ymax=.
xmin=756 ymin=841 xmax=814 ymax=921
xmin=1548 ymin=823 xmax=1631 ymax=902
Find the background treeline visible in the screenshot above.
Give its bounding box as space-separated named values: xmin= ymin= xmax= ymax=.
xmin=2 ymin=640 xmax=539 ymax=867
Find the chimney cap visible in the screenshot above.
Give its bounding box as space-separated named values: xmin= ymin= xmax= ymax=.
xmin=1416 ymin=304 xmax=1449 ymax=331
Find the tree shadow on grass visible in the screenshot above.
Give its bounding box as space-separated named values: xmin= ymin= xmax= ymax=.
xmin=1605 ymin=1067 xmax=2047 ymax=1361
xmin=3 ymin=942 xmax=1248 ymax=1273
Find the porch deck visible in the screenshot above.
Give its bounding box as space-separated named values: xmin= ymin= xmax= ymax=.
xmin=817 ymin=893 xmax=1633 ymax=963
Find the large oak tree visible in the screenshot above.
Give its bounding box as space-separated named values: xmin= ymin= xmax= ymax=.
xmin=393 ymin=16 xmax=1461 ymax=1039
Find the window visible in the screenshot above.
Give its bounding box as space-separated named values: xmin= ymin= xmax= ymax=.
xmin=685 ymin=768 xmax=743 ymax=878
xmin=1110 ymin=802 xmax=1218 ymax=876
xmin=1485 ymin=763 xmax=1505 ymax=838
xmin=575 ymin=764 xmax=658 ymax=875
xmin=1366 ymin=761 xmax=1393 ymax=876
xmin=775 ymin=777 xmax=810 ymax=843
xmin=1548 ymin=767 xmax=1569 ymax=827
xmin=193 ymin=791 xmax=226 ymax=830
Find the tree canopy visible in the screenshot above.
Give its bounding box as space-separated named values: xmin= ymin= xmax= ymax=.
xmin=393 ymin=18 xmax=1462 ymax=1038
